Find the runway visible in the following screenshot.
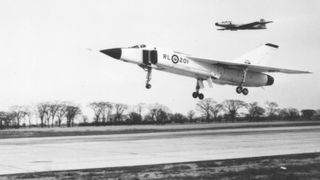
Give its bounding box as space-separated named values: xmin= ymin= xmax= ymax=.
xmin=0 ymin=125 xmax=320 ymax=175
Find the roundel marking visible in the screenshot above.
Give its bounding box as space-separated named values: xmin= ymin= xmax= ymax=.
xmin=171 ymin=55 xmax=179 ymax=64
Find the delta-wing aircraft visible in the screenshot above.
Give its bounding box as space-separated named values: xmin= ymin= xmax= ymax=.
xmin=215 ymin=19 xmax=273 ymax=31
xmin=100 ymin=44 xmax=310 ymax=100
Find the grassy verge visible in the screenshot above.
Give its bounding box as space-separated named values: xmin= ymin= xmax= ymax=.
xmin=1 ymin=153 xmax=319 ymax=180
xmin=0 ymin=121 xmax=319 ymax=139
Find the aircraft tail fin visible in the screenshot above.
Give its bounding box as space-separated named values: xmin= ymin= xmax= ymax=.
xmin=233 ymin=43 xmax=279 ymax=65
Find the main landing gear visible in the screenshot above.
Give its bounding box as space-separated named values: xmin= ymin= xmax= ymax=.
xmin=236 ymin=67 xmax=249 ymax=96
xmin=236 ymin=86 xmax=249 ymax=95
xmin=192 ymin=80 xmax=204 ymax=100
xmin=192 ymin=91 xmax=204 ymax=100
xmin=145 ymin=67 xmax=152 ymax=89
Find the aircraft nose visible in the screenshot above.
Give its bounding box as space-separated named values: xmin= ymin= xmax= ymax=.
xmin=100 ymin=48 xmax=122 ymax=59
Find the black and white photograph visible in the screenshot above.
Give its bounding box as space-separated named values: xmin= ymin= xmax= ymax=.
xmin=0 ymin=0 xmax=319 ymax=179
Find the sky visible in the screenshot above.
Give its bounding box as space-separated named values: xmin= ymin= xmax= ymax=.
xmin=0 ymin=0 xmax=319 ymax=116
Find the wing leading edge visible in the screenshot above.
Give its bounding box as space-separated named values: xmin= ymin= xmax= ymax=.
xmin=188 ymin=56 xmax=311 ymax=74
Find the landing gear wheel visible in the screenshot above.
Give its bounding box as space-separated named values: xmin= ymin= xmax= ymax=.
xmin=242 ymin=88 xmax=248 ymax=95
xmin=236 ymin=86 xmax=243 ymax=94
xmin=192 ymin=92 xmax=198 ymax=98
xmin=146 ymin=84 xmax=152 ymax=89
xmin=198 ymin=93 xmax=204 ymax=100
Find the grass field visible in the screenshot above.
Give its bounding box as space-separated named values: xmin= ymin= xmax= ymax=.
xmin=1 ymin=153 xmax=319 ymax=180
xmin=0 ymin=121 xmax=319 ymax=139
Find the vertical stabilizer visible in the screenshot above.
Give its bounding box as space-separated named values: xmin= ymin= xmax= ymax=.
xmin=233 ymin=43 xmax=279 ymax=65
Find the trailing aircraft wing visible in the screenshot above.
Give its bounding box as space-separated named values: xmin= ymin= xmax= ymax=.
xmin=236 ymin=22 xmax=261 ymax=29
xmin=187 ymin=56 xmax=311 ymax=74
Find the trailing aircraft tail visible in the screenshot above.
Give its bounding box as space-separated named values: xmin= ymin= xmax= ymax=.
xmin=233 ymin=43 xmax=279 ymax=65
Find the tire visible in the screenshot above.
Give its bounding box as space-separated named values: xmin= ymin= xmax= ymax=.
xmin=198 ymin=93 xmax=204 ymax=100
xmin=146 ymin=84 xmax=152 ymax=89
xmin=242 ymin=88 xmax=249 ymax=95
xmin=192 ymin=92 xmax=198 ymax=98
xmin=236 ymin=86 xmax=242 ymax=94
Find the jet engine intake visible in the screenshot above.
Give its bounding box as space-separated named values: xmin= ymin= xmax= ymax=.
xmin=266 ymin=75 xmax=274 ymax=86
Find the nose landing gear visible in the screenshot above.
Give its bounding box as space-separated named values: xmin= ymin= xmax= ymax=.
xmin=145 ymin=67 xmax=152 ymax=89
xmin=146 ymin=83 xmax=151 ymax=89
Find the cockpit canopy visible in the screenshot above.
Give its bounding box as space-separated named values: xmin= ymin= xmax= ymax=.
xmin=129 ymin=44 xmax=146 ymax=48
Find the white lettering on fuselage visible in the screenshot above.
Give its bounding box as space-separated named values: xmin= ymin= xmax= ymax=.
xmin=163 ymin=54 xmax=189 ymax=64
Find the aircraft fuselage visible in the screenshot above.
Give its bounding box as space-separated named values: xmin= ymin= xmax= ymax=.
xmin=215 ymin=19 xmax=273 ymax=31
xmin=101 ymin=45 xmax=273 ymax=88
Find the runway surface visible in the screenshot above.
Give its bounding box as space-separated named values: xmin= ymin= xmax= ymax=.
xmin=0 ymin=125 xmax=320 ymax=175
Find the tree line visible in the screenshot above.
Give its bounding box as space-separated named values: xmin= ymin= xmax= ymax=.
xmin=195 ymin=99 xmax=319 ymax=122
xmin=0 ymin=99 xmax=319 ymax=129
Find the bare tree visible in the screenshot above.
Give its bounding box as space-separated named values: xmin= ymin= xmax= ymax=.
xmin=187 ymin=110 xmax=195 ymax=122
xmin=114 ymin=103 xmax=128 ymax=122
xmin=89 ymin=102 xmax=102 ymax=123
xmin=301 ymin=109 xmax=316 ymax=120
xmin=37 ymin=103 xmax=50 ymax=127
xmin=89 ymin=102 xmax=112 ymax=123
xmin=196 ymin=98 xmax=218 ymax=122
xmin=0 ymin=111 xmax=8 ymax=129
xmin=128 ymin=112 xmax=142 ymax=124
xmin=48 ymin=103 xmax=60 ymax=127
xmin=136 ymin=103 xmax=146 ymax=117
xmin=265 ymin=101 xmax=279 ymax=118
xmin=22 ymin=107 xmax=32 ymax=127
xmin=56 ymin=103 xmax=67 ymax=127
xmin=247 ymin=102 xmax=265 ymax=121
xmin=278 ymin=108 xmax=299 ymax=120
xmin=314 ymin=109 xmax=320 ymax=120
xmin=287 ymin=108 xmax=300 ymax=120
xmin=210 ymin=103 xmax=224 ymax=121
xmin=10 ymin=106 xmax=28 ymax=128
xmin=0 ymin=112 xmax=15 ymax=129
xmin=147 ymin=103 xmax=171 ymax=123
xmin=65 ymin=105 xmax=81 ymax=127
xmin=155 ymin=108 xmax=169 ymax=124
xmin=223 ymin=100 xmax=247 ymax=121
xmin=170 ymin=113 xmax=188 ymax=123
xmin=101 ymin=102 xmax=113 ymax=123
xmin=82 ymin=115 xmax=89 ymax=124
xmin=148 ymin=108 xmax=158 ymax=122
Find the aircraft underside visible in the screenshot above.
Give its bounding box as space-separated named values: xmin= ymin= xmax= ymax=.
xmin=149 ymin=64 xmax=274 ymax=100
